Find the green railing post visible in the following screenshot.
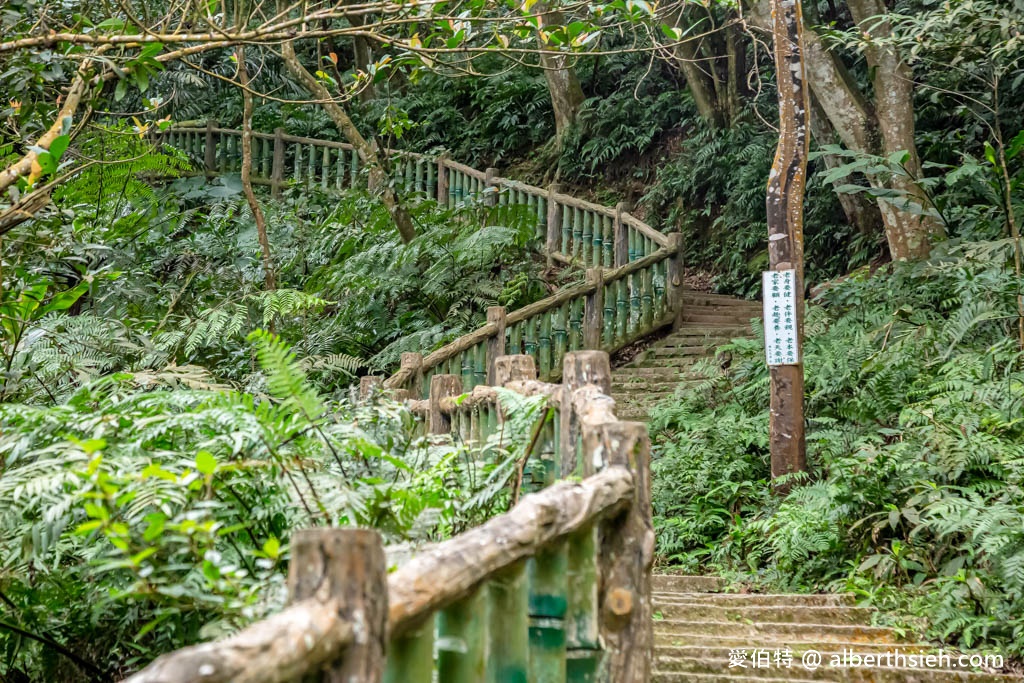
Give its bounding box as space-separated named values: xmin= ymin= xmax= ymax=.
xmin=584 ymin=268 xmax=603 ymax=350
xmin=437 ymin=587 xmax=487 ymax=683
xmin=529 ymin=542 xmax=568 ymax=683
xmin=384 ymin=619 xmax=434 ymax=683
xmin=488 ymin=562 xmax=530 ymax=683
xmin=566 ymin=525 xmax=600 ymax=682
xmin=486 ymin=306 xmax=507 ymax=385
xmin=547 ymin=183 xmax=562 ymax=266
xmin=271 ymin=127 xmax=285 ymax=198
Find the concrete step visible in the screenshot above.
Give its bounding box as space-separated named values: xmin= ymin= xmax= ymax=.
xmin=656 ymin=336 xmax=734 ymax=348
xmin=654 ymin=644 xmax=930 ymax=659
xmin=654 ymin=656 xmax=1015 ymax=682
xmin=652 ymin=672 xmax=837 ymax=683
xmin=681 ymin=313 xmax=760 ymax=325
xmin=612 ymin=379 xmax=701 ymax=391
xmin=654 ymin=593 xmax=856 ymax=608
xmin=637 ymin=357 xmax=726 ymax=368
xmin=649 ymin=346 xmax=724 ymax=357
xmin=614 ymin=366 xmax=696 ymax=378
xmin=682 ymin=292 xmax=760 ymax=305
xmin=654 ymin=619 xmax=901 ymax=644
xmin=654 ymin=635 xmax=925 ymax=653
xmin=653 ymin=575 xmax=725 ymax=592
xmin=653 ymin=603 xmax=874 ymax=626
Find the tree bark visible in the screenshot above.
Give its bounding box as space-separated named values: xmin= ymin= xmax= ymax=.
xmin=660 ymin=6 xmax=726 ymax=127
xmin=237 ymin=46 xmax=277 ymax=291
xmin=808 ymin=92 xmax=885 ymax=237
xmin=0 ymin=65 xmax=91 ymax=193
xmin=280 ymin=41 xmax=416 ymax=243
xmin=535 ymin=2 xmax=585 ymax=145
xmin=746 ymin=0 xmax=944 ymax=261
xmin=766 ymin=0 xmax=808 ymax=484
xmin=846 ymin=0 xmax=944 ymax=260
xmin=347 ymin=12 xmax=377 ymax=103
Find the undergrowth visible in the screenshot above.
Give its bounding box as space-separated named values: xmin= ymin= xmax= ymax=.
xmin=649 ymin=244 xmax=1024 ymax=656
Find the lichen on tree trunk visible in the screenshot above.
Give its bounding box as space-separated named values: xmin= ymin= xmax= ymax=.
xmin=766 ymin=0 xmax=808 ymax=484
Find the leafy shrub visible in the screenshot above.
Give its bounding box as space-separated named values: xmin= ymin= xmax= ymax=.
xmin=0 ymin=333 xmax=544 ymax=680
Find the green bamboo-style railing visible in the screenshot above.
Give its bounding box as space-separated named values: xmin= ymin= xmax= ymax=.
xmin=154 ymin=123 xmax=683 ymax=399
xmin=155 ymin=123 xmax=669 ymax=267
xmin=125 ymin=351 xmax=654 ymax=683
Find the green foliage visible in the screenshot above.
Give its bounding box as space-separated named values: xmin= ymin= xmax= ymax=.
xmin=1 ymin=127 xmax=552 ymax=402
xmin=0 ymin=334 xmax=540 ymax=680
xmin=650 ymin=247 xmax=1024 ymax=654
xmin=643 ymin=120 xmax=875 ymax=297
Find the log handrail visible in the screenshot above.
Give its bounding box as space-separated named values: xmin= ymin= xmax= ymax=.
xmin=153 ymin=123 xmax=684 ymax=398
xmin=124 ymin=351 xmax=654 ymax=683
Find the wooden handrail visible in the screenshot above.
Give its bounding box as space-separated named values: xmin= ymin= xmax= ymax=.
xmin=153 ymin=122 xmax=683 ymax=396
xmin=387 ymin=466 xmax=633 ymax=637
xmin=123 ymin=351 xmax=654 ymax=683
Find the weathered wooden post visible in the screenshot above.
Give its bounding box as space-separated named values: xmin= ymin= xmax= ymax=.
xmin=494 ymin=354 xmax=538 ymax=387
xmin=667 ymin=232 xmax=686 ymax=328
xmin=289 ymin=528 xmax=388 ymax=682
xmin=546 ymin=183 xmax=563 ymax=266
xmin=271 ymin=127 xmax=285 ymax=198
xmin=204 ymin=121 xmax=216 ymax=177
xmin=560 ymin=351 xmax=612 ymax=478
xmin=436 ymin=154 xmax=449 ymax=207
xmin=582 ymin=421 xmax=654 ymax=683
xmin=359 ymin=375 xmax=383 ymax=400
xmin=613 ymin=202 xmax=631 ymax=267
xmin=486 ymin=307 xmax=507 ymax=385
xmin=429 ymin=374 xmax=463 ymax=434
xmin=484 ymin=167 xmax=499 ymax=207
xmin=584 ymin=268 xmax=604 ymax=350
xmin=399 ymin=352 xmax=424 ymax=399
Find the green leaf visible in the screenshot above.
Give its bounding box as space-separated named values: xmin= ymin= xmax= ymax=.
xmin=195 ymin=450 xmax=217 ymax=476
xmin=48 ymin=134 xmax=70 ymax=162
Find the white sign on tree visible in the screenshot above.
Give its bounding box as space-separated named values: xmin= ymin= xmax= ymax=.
xmin=763 ymin=269 xmax=799 ymax=366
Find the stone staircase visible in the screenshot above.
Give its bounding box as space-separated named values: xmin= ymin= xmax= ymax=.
xmin=613 ymin=292 xmax=762 ymax=420
xmin=652 ymin=575 xmax=1018 ymax=682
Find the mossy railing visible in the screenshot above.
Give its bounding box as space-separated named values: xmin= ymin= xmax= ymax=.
xmin=124 ymin=351 xmax=653 ymax=683
xmin=154 ymin=123 xmax=684 ymax=397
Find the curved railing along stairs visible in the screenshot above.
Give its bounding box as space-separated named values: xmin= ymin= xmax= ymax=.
xmin=150 ymin=125 xmax=1018 ymax=683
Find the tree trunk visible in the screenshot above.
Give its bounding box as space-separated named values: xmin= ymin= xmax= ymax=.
xmin=281 ymin=41 xmax=416 ymax=243
xmin=535 ymin=2 xmax=585 ymax=145
xmin=747 ymin=0 xmax=943 ymax=261
xmin=348 ymin=12 xmax=377 ymax=103
xmin=661 ymin=5 xmax=726 ymax=127
xmin=808 ymin=92 xmax=885 ymax=237
xmin=846 ymin=0 xmax=945 ymax=260
xmin=766 ymin=0 xmax=808 ymax=485
xmin=237 ymin=46 xmax=277 ymax=291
